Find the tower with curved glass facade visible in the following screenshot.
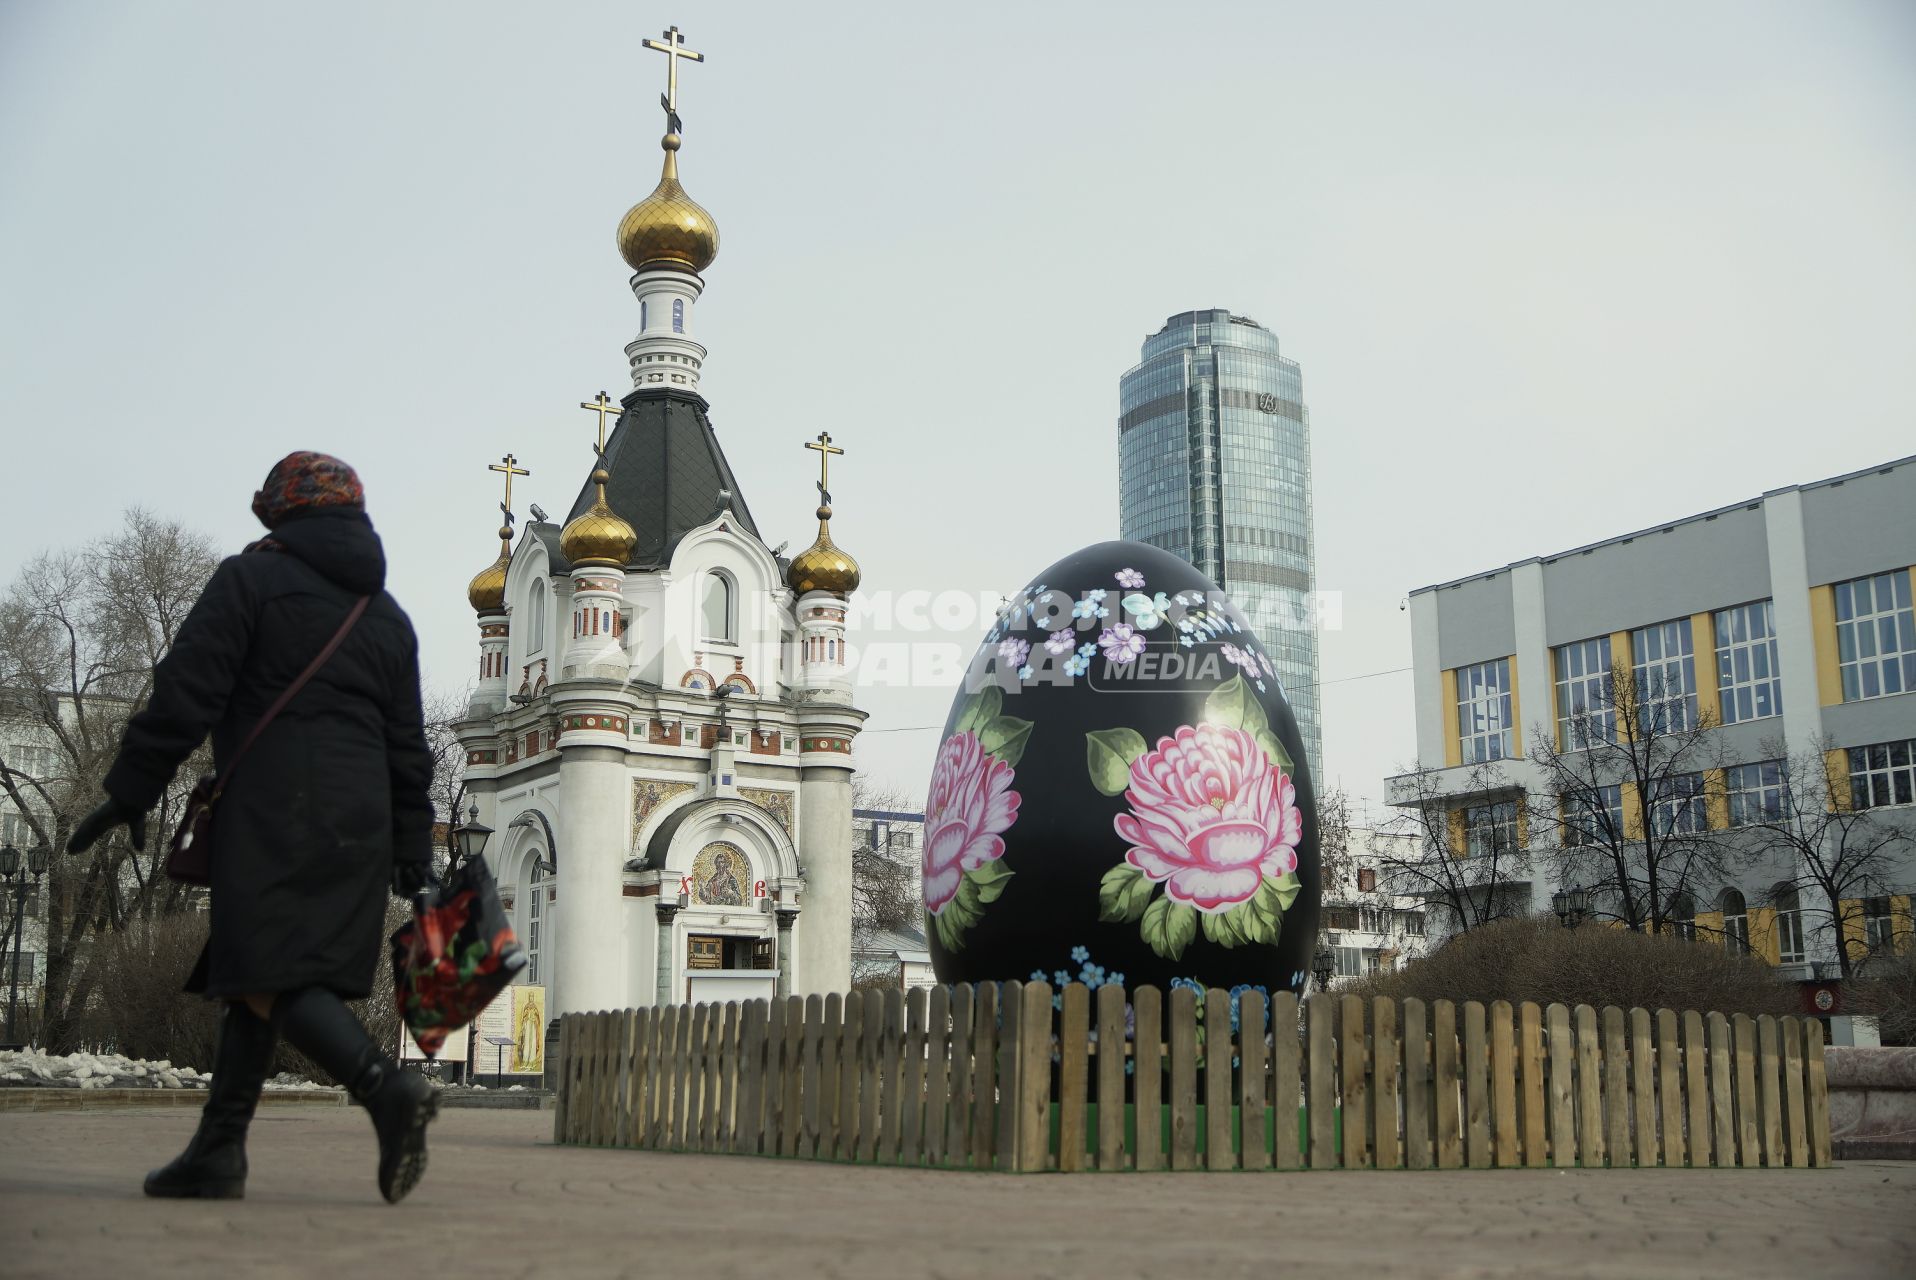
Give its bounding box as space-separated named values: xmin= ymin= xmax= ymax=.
xmin=1118 ymin=309 xmax=1321 ymax=783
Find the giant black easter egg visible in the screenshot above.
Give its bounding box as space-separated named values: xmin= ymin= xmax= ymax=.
xmin=922 ymin=540 xmax=1320 ymax=999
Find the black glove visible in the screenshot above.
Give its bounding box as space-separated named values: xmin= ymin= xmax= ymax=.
xmin=391 ymin=859 xmax=436 ymax=898
xmin=67 ymin=796 xmax=146 ymax=855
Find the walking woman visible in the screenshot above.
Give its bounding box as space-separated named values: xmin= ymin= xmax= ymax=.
xmin=68 ymin=452 xmax=438 ymax=1204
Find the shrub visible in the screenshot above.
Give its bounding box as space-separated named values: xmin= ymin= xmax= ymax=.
xmin=1848 ymin=947 xmax=1916 ymax=1046
xmin=77 ymin=904 xmax=409 ymax=1082
xmin=1340 ymin=915 xmax=1800 ymax=1019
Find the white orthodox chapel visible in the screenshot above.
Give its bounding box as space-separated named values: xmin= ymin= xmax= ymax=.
xmin=455 ymin=28 xmax=865 ymax=1025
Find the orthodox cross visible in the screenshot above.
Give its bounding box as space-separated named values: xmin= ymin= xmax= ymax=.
xmin=488 ymin=454 xmax=530 ymax=525
xmin=644 ymin=25 xmax=704 ymax=130
xmin=580 ymin=391 xmax=619 ymax=466
xmin=805 ymin=431 xmax=844 ymax=506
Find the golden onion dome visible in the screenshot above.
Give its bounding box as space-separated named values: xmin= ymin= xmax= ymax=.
xmin=617 ymin=134 xmax=719 ymax=274
xmin=560 ymin=469 xmax=638 ymax=567
xmin=786 ymin=505 xmax=860 ymax=596
xmin=467 ymin=526 xmax=512 ymax=613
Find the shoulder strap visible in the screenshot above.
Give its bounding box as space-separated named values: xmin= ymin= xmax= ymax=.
xmin=213 ymin=595 xmax=371 ymax=800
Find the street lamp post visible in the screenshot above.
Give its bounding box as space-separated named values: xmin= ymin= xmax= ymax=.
xmin=452 ymin=802 xmax=494 ymax=870
xmin=2 ymin=840 xmax=51 ymax=1047
xmin=1552 ymin=884 xmax=1592 ymax=930
xmin=1311 ymin=944 xmax=1336 ymax=993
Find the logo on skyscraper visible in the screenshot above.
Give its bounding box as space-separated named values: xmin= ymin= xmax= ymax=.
xmin=1256 ymin=392 xmax=1279 ymax=414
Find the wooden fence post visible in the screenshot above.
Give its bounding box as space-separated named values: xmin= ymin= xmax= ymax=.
xmin=1307 ymin=992 xmax=1338 ymax=1169
xmin=946 ymin=984 xmax=976 ymax=1169
xmin=1016 ymin=980 xmax=1053 ymax=1173
xmin=1682 ymin=1010 xmax=1709 ymax=1168
xmin=993 ymin=980 xmax=1022 ymax=1171
xmin=900 ymin=988 xmax=928 ymax=1165
xmin=1205 ymin=988 xmax=1234 ymax=1171
xmin=1432 ymin=999 xmax=1461 ymax=1170
xmin=1707 ymin=1011 xmax=1734 ymax=1167
xmin=1488 ymin=999 xmax=1515 ymax=1169
xmin=1169 ymin=984 xmax=1199 ymax=1171
xmin=1756 ymin=1014 xmax=1782 ymax=1168
xmin=1573 ymin=1004 xmax=1602 ymax=1168
xmin=924 ymin=986 xmax=950 ymax=1169
xmin=1342 ymin=994 xmax=1371 ymax=1169
xmin=1096 ymin=982 xmax=1129 ymax=1170
xmin=1462 ymin=1000 xmax=1489 ymax=1170
xmin=817 ymin=994 xmax=841 ymax=1160
xmin=1240 ymin=989 xmax=1271 ymax=1172
xmin=800 ymin=995 xmax=824 ymax=1160
xmin=1403 ymin=998 xmax=1432 ymax=1170
xmin=1804 ymin=1018 xmax=1831 ymax=1168
xmin=1629 ymin=1008 xmax=1657 ymax=1167
xmin=1271 ymin=991 xmax=1303 ymax=1171
xmin=834 ymin=991 xmax=862 ymax=1162
xmin=971 ymin=982 xmax=999 ymax=1170
xmin=1134 ymin=985 xmax=1164 ymax=1172
xmin=1780 ymin=1016 xmax=1808 ymax=1168
xmin=1656 ymin=1008 xmax=1684 ymax=1169
xmin=1518 ymin=1002 xmax=1546 ymax=1168
xmin=1059 ymin=983 xmax=1091 ymax=1173
xmin=1732 ymin=1013 xmax=1759 ymax=1167
xmin=1540 ymin=996 xmax=1571 ymax=1172
xmin=1601 ymin=1006 xmax=1629 ymax=1167
xmin=1375 ymin=997 xmax=1402 ymax=1170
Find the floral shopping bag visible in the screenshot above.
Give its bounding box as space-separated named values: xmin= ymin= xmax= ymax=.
xmin=390 ymin=856 xmax=528 ymax=1055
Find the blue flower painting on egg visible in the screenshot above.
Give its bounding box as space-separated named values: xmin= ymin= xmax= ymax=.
xmin=923 ymin=540 xmax=1320 ymax=996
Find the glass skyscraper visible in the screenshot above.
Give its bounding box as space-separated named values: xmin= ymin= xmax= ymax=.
xmin=1118 ymin=308 xmax=1321 ymax=783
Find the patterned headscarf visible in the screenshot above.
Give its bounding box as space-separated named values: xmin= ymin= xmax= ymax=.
xmin=251 ymin=452 xmax=365 ymax=529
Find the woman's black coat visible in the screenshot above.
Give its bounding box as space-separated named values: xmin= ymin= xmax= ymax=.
xmin=104 ymin=510 xmax=433 ymax=999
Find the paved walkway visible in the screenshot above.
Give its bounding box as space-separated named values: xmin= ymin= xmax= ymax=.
xmin=2 ymin=1105 xmax=1911 ymax=1279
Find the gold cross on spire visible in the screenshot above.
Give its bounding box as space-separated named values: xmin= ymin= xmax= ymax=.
xmin=643 ymin=25 xmax=704 ymax=117
xmin=804 ymin=431 xmax=845 ymax=506
xmin=580 ymin=391 xmax=619 ymax=462
xmin=489 ymin=453 xmax=530 ymax=519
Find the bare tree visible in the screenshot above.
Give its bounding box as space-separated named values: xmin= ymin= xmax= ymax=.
xmin=1528 ymin=660 xmax=1740 ymax=933
xmin=1747 ymin=737 xmax=1913 ymax=978
xmin=422 ymin=685 xmax=474 ymax=872
xmin=850 ymin=776 xmax=920 ymax=933
xmin=1314 ymin=785 xmax=1357 ymax=904
xmin=0 ymin=510 xmax=219 ymax=1050
xmin=1379 ymin=757 xmax=1532 ymax=935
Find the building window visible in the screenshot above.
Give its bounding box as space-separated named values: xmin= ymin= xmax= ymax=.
xmin=1849 ymin=739 xmax=1916 ymax=809
xmin=672 ymin=298 xmax=685 ymax=334
xmin=1720 ymin=888 xmax=1750 ymax=954
xmin=1 ymin=951 xmax=35 ymax=985
xmin=1359 ymin=905 xmax=1389 ymax=933
xmin=1335 ymin=946 xmax=1363 ymax=977
xmin=1714 ymin=600 xmax=1781 ymax=724
xmin=1365 ymin=951 xmax=1384 ymax=976
xmin=1632 ymin=619 xmax=1697 ymax=734
xmin=1724 ymin=760 xmax=1787 ymax=826
xmin=1863 ymin=897 xmax=1897 ymax=951
xmin=1564 ymin=785 xmax=1623 ymax=847
xmin=1356 ymin=867 xmax=1377 ymax=893
xmin=1323 ymin=906 xmax=1358 ymax=932
xmin=701 ymin=572 xmax=735 ymax=643
xmin=1668 ymin=892 xmax=1697 ymax=941
xmin=1834 ymin=571 xmax=1915 ymax=702
xmin=1554 ymin=638 xmax=1615 ymax=748
xmin=1455 ymin=658 xmax=1512 ymax=763
xmin=526 ymin=862 xmax=544 ymax=983
xmin=1463 ymin=800 xmax=1519 ymax=859
xmin=1403 ymin=912 xmax=1426 ymax=937
xmin=640 ymin=300 xmax=648 ymax=331
xmin=1773 ymin=885 xmax=1806 ymax=965
xmin=526 ymin=579 xmax=547 ymax=654
xmin=1647 ymin=772 xmax=1707 ymax=835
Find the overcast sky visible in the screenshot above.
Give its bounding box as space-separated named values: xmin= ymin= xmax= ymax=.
xmin=4 ymin=0 xmax=1913 ymax=818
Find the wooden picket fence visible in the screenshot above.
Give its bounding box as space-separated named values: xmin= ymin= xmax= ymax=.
xmin=554 ymin=982 xmax=1832 ymax=1171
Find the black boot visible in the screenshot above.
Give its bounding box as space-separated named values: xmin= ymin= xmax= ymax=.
xmin=144 ymin=1002 xmax=276 ymax=1199
xmin=273 ymin=987 xmax=437 ymax=1204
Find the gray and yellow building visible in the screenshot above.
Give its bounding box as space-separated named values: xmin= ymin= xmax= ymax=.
xmin=1393 ymin=454 xmax=1916 ymax=983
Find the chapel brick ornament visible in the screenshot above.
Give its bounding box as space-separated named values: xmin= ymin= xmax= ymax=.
xmin=923 ymin=540 xmax=1321 ymax=998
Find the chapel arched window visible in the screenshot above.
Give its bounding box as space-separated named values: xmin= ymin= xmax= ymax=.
xmin=702 ymin=572 xmax=734 ymax=643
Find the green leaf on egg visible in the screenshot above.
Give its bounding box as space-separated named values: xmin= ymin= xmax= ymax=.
xmin=1255 ymin=728 xmax=1293 ymax=772
xmin=1097 ymin=863 xmax=1155 ymax=922
xmin=977 ymin=715 xmax=1034 ymax=768
xmin=1085 ymin=727 xmax=1149 ymax=796
xmin=1202 ymin=674 xmax=1269 ymax=737
xmin=965 ymin=860 xmax=1015 ymax=904
xmin=954 ymin=684 xmax=1003 ymax=737
xmin=1142 ymin=896 xmax=1198 ymax=961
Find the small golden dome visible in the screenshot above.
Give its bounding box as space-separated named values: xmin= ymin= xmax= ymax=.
xmin=560 ymin=470 xmax=637 ymax=566
xmin=468 ymin=526 xmax=512 ymax=613
xmin=617 ymin=134 xmax=719 ymax=274
xmin=786 ymin=505 xmax=860 ymax=596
